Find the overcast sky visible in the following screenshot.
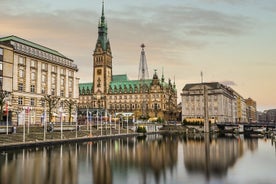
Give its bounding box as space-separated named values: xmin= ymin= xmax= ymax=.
xmin=1 ymin=0 xmax=276 ymax=111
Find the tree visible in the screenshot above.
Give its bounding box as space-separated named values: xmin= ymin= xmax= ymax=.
xmin=0 ymin=90 xmax=11 ymax=122
xmin=63 ymin=99 xmax=77 ymax=125
xmin=41 ymin=95 xmax=60 ymax=123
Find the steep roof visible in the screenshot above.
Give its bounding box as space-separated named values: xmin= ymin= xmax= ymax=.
xmin=0 ymin=35 xmax=69 ymax=59
xmin=109 ymin=79 xmax=152 ymax=93
xmin=79 ymin=83 xmax=93 ymax=95
xmin=112 ymin=74 xmax=128 ymax=82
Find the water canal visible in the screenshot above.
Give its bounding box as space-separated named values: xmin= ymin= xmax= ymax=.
xmin=0 ymin=134 xmax=275 ymax=184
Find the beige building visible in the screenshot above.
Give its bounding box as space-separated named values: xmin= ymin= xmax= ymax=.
xmin=0 ymin=36 xmax=79 ymax=125
xmin=245 ymin=98 xmax=257 ymax=122
xmin=181 ymin=82 xmax=250 ymax=123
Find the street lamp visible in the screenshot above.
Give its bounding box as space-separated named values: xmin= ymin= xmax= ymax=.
xmin=5 ymin=98 xmax=10 ymax=135
xmin=126 ymin=113 xmax=129 ymax=134
xmin=42 ymin=100 xmax=47 ymax=141
xmin=59 ymin=105 xmax=63 ymax=139
xmin=89 ymin=111 xmax=92 ymax=136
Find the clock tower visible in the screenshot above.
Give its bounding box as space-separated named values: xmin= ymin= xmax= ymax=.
xmin=93 ymin=1 xmax=112 ymax=108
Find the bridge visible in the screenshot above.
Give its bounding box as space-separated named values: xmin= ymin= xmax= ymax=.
xmin=216 ymin=122 xmax=276 ymax=134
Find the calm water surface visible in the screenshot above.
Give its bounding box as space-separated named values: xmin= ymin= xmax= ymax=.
xmin=0 ymin=134 xmax=276 ymax=184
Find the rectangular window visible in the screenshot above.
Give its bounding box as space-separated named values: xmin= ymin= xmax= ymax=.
xmin=30 ymin=60 xmax=36 ymax=68
xmin=60 ymin=90 xmax=64 ymax=97
xmin=31 ymin=72 xmax=36 ymax=80
xmin=51 ymin=65 xmax=56 ymax=73
xmin=0 ymin=61 xmax=2 ymax=71
xmin=19 ymin=66 xmax=25 ymax=78
xmin=41 ymin=63 xmax=47 ymax=71
xmin=0 ymin=48 xmax=3 ymax=61
xmin=69 ymin=78 xmax=73 ymax=87
xmin=41 ymin=86 xmax=46 ymax=94
xmin=18 ymin=97 xmax=23 ymax=105
xmin=61 ymin=77 xmax=64 ymax=86
xmin=18 ymin=56 xmax=25 ymax=65
xmin=42 ymin=74 xmax=46 ymax=83
xmin=0 ymin=77 xmax=2 ymax=89
xmin=30 ymin=98 xmax=35 ymax=106
xmin=51 ymin=88 xmax=55 ymax=95
xmin=51 ymin=74 xmax=56 ymax=84
xmin=30 ymin=85 xmax=35 ymax=93
xmin=18 ymin=83 xmax=24 ymax=92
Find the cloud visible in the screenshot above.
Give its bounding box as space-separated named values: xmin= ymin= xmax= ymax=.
xmin=220 ymin=80 xmax=237 ymax=86
xmin=0 ymin=2 xmax=254 ymax=83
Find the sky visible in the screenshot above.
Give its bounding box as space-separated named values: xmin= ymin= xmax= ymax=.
xmin=1 ymin=0 xmax=276 ymax=111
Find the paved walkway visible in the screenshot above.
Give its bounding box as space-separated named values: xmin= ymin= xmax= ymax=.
xmin=0 ymin=125 xmax=135 ymax=150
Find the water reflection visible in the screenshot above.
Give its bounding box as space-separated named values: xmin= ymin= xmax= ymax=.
xmin=0 ymin=134 xmax=275 ymax=184
xmin=0 ymin=145 xmax=78 ymax=184
xmin=183 ymin=134 xmax=244 ymax=179
xmin=88 ymin=134 xmax=178 ymax=184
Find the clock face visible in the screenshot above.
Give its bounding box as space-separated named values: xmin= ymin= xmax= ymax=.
xmin=97 ymin=69 xmax=102 ymax=75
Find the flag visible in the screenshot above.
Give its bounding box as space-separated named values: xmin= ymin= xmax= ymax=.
xmin=5 ymin=103 xmax=8 ymax=115
xmin=26 ymin=106 xmax=30 ymax=114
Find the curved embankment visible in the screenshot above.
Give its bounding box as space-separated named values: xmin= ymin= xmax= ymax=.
xmin=0 ymin=133 xmax=139 ymax=151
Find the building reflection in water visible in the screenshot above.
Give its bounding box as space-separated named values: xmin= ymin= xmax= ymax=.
xmin=0 ymin=134 xmax=266 ymax=184
xmin=89 ymin=134 xmax=178 ymax=184
xmin=0 ymin=144 xmax=78 ymax=184
xmin=0 ymin=134 xmax=178 ymax=184
xmin=182 ymin=134 xmax=251 ymax=179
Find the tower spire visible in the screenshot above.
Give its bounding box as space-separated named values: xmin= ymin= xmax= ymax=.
xmin=138 ymin=43 xmax=149 ymax=80
xmin=102 ymin=0 xmax=105 ymax=17
xmin=97 ymin=0 xmax=109 ymax=51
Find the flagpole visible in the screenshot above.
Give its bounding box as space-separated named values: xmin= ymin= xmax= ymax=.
xmin=109 ymin=114 xmax=111 ymax=135
xmin=101 ymin=114 xmax=102 ymax=136
xmin=43 ymin=107 xmax=46 ymax=141
xmin=27 ymin=107 xmax=30 ymax=134
xmin=75 ymin=110 xmax=78 ymax=138
xmin=6 ymin=102 xmax=8 ymax=135
xmin=23 ymin=112 xmax=25 ymax=142
xmin=96 ymin=110 xmax=98 ymax=130
xmin=105 ymin=110 xmax=107 ymax=135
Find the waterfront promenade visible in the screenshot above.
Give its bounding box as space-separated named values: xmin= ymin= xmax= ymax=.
xmin=0 ymin=125 xmax=134 ymax=150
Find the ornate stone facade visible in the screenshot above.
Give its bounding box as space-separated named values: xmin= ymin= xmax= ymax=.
xmin=0 ymin=36 xmax=79 ymax=125
xmin=78 ymin=2 xmax=177 ymax=121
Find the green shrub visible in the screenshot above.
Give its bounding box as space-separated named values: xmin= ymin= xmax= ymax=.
xmin=136 ymin=126 xmax=147 ymax=133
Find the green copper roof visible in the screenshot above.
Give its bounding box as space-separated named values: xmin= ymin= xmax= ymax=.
xmin=0 ymin=35 xmax=69 ymax=59
xmin=112 ymin=74 xmax=128 ymax=82
xmin=109 ymin=79 xmax=153 ymax=93
xmin=79 ymin=83 xmax=93 ymax=95
xmin=79 ymin=73 xmax=177 ymax=94
xmin=96 ymin=1 xmax=109 ymax=51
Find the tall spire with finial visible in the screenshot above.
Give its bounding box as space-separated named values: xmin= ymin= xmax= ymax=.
xmin=97 ymin=0 xmax=109 ymax=51
xmin=102 ymin=0 xmax=105 ymax=17
xmin=138 ymin=43 xmax=149 ymax=80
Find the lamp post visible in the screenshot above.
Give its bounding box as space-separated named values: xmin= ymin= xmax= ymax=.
xmin=43 ymin=102 xmax=47 ymax=141
xmin=75 ymin=108 xmax=78 ymax=138
xmin=96 ymin=109 xmax=99 ymax=130
xmin=109 ymin=114 xmax=112 ymax=135
xmin=5 ymin=101 xmax=9 ymax=135
xmin=126 ymin=113 xmax=129 ymax=134
xmin=100 ymin=112 xmax=103 ymax=136
xmin=89 ymin=111 xmax=92 ymax=136
xmin=59 ymin=106 xmax=63 ymax=140
xmin=86 ymin=107 xmax=88 ymax=131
